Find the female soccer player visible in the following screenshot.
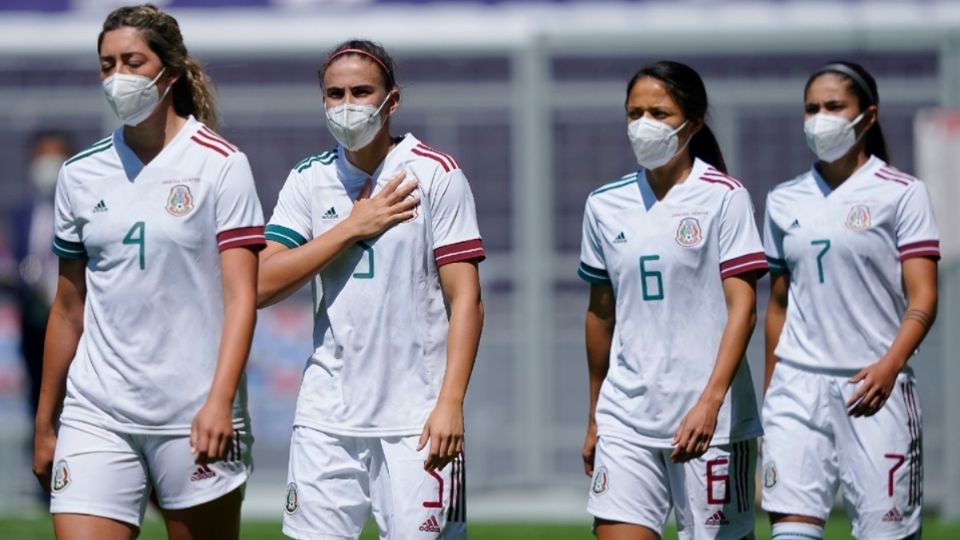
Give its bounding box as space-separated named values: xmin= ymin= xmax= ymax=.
xmin=257 ymin=39 xmax=484 ymax=539
xmin=32 ymin=5 xmax=264 ymax=539
xmin=761 ymin=61 xmax=938 ymax=540
xmin=579 ymin=60 xmax=766 ymax=540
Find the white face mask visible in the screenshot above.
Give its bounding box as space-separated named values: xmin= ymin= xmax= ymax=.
xmin=30 ymin=154 xmax=65 ymax=197
xmin=325 ymin=95 xmax=391 ymax=151
xmin=804 ymin=112 xmax=866 ymax=163
xmin=102 ymin=68 xmax=170 ymax=127
xmin=627 ymin=117 xmax=689 ymax=170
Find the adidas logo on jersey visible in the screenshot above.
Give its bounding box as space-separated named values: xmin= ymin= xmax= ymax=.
xmin=704 ymin=510 xmax=729 ymax=527
xmin=613 ymin=231 xmax=627 ymax=244
xmin=321 ymin=206 xmax=339 ymax=219
xmin=418 ymin=515 xmax=441 ymax=533
xmin=190 ymin=465 xmax=216 ymax=482
xmin=882 ymin=507 xmax=903 ymax=522
xmin=93 ymin=200 xmax=108 ymax=213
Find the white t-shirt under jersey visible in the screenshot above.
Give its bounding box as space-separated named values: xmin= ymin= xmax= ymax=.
xmin=52 ymin=116 xmax=266 ymax=434
xmin=578 ymin=158 xmax=767 ymax=447
xmin=266 ymin=133 xmax=485 ymax=437
xmin=763 ymin=156 xmax=940 ymax=372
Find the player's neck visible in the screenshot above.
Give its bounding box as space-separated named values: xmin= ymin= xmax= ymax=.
xmin=817 ymin=150 xmax=870 ymax=189
xmin=346 ymin=130 xmax=394 ymax=176
xmin=646 ymin=155 xmax=693 ymax=200
xmin=123 ymin=107 xmax=188 ymax=165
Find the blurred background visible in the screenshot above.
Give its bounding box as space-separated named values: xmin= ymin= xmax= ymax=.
xmin=0 ymin=0 xmax=959 ymax=531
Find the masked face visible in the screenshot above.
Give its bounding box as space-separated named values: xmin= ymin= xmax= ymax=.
xmin=102 ymin=68 xmax=170 ymax=127
xmin=627 ymin=117 xmax=689 ymax=170
xmin=30 ymin=154 xmax=65 ymax=197
xmin=325 ymin=95 xmax=390 ymax=151
xmin=803 ymin=112 xmax=866 ymax=163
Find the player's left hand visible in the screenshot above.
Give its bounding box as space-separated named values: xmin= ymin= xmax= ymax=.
xmin=671 ymin=400 xmax=720 ymax=463
xmin=418 ymin=399 xmax=464 ymax=472
xmin=846 ymin=356 xmax=903 ymax=417
xmin=190 ymin=399 xmax=234 ymax=464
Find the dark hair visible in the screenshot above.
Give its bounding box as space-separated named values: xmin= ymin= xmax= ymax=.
xmin=804 ymin=61 xmax=889 ymax=162
xmin=98 ymin=4 xmax=219 ymax=129
xmin=319 ymin=39 xmax=398 ymax=92
xmin=626 ymin=60 xmax=727 ymax=173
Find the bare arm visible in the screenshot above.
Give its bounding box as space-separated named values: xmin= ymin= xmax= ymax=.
xmin=764 ymin=272 xmax=790 ymax=393
xmin=257 ymin=174 xmax=418 ymax=307
xmin=191 ymin=246 xmax=259 ymax=463
xmin=672 ymin=273 xmax=758 ymax=463
xmin=846 ymin=257 xmax=937 ymax=416
xmin=418 ymin=260 xmax=483 ymax=471
xmin=582 ymin=283 xmax=615 ymax=476
xmin=33 ymin=257 xmax=86 ymax=489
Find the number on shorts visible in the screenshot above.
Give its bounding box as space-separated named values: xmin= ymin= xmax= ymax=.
xmin=422 ymin=469 xmax=444 ymax=509
xmin=885 ymin=453 xmax=906 ymax=497
xmin=706 ymin=457 xmax=730 ymax=504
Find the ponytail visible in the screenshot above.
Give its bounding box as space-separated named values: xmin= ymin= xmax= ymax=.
xmin=690 ymin=125 xmax=727 ymax=174
xmin=174 ymin=57 xmax=219 ymax=130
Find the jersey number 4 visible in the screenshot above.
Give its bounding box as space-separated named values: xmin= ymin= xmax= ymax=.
xmin=123 ymin=221 xmax=146 ymax=270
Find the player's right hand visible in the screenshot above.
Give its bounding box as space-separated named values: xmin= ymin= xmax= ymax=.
xmin=344 ymin=172 xmax=420 ymax=240
xmin=582 ymin=421 xmax=598 ymax=477
xmin=33 ymin=426 xmax=57 ymax=492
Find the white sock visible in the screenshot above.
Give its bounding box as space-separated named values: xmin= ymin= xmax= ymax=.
xmin=771 ymin=521 xmax=824 ymax=540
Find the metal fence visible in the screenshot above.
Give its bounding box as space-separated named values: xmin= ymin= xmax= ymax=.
xmin=0 ymin=1 xmax=958 ymax=521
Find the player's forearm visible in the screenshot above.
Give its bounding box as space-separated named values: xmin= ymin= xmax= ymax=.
xmin=208 ymin=286 xmax=257 ymax=405
xmin=584 ymin=312 xmax=613 ymax=421
xmin=764 ymin=273 xmax=789 ymax=392
xmin=699 ymin=277 xmax=757 ymax=407
xmin=883 ymin=292 xmax=937 ymax=371
xmin=436 ymin=294 xmax=483 ymax=406
xmin=257 ymin=224 xmax=359 ymax=307
xmin=35 ymin=303 xmax=83 ymax=431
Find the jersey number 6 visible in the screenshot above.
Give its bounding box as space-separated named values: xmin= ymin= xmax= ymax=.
xmin=639 ymin=255 xmax=664 ymax=301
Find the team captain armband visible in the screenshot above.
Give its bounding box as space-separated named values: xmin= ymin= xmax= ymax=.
xmin=217 ymin=226 xmax=266 ymax=252
xmin=434 ymin=239 xmax=485 ymax=266
xmin=719 ymin=252 xmax=768 ymax=280
xmin=899 ymin=240 xmax=940 ymax=262
xmin=52 ymin=237 xmax=86 ymax=259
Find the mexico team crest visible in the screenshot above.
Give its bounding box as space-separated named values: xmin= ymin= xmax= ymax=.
xmin=675 ymin=217 xmax=702 ymax=247
xmin=52 ymin=459 xmax=71 ymax=493
xmin=591 ymin=466 xmax=609 ymax=495
xmin=166 ymin=184 xmax=195 ymax=217
xmin=285 ymin=482 xmax=299 ymax=514
xmin=845 ymin=204 xmax=871 ymax=231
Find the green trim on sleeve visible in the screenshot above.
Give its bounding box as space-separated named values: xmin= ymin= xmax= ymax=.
xmin=265 ymin=224 xmax=308 ymax=249
xmin=52 ymin=237 xmax=86 ymax=259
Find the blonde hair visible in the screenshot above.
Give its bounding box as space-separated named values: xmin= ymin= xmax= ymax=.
xmin=98 ymin=4 xmax=219 ymax=129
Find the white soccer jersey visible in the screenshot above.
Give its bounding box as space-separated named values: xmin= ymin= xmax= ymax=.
xmin=265 ymin=133 xmax=484 ymax=437
xmin=52 ymin=116 xmax=265 ymax=434
xmin=763 ymin=156 xmax=940 ymax=371
xmin=578 ymin=158 xmax=766 ymax=447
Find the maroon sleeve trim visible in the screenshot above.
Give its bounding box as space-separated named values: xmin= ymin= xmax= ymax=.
xmin=899 ymin=240 xmax=940 ymax=262
xmin=217 ymin=226 xmax=266 ymax=252
xmin=720 ymin=252 xmax=769 ymax=280
xmin=434 ymin=238 xmax=485 ymax=267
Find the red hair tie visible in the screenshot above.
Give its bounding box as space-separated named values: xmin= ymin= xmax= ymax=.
xmin=324 ymin=48 xmax=389 ymax=75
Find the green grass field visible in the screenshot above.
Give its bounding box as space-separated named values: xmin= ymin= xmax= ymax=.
xmin=3 ymin=517 xmax=960 ymax=539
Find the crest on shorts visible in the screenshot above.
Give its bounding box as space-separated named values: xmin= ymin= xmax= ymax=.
xmin=166 ymin=184 xmax=194 ymax=217
xmin=763 ymin=462 xmax=778 ymax=489
xmin=845 ymin=204 xmax=871 ymax=232
xmin=675 ymin=217 xmax=702 ymax=247
xmin=284 ymin=482 xmax=299 ymax=514
xmin=591 ymin=466 xmax=609 ymax=495
xmin=52 ymin=459 xmax=71 ymax=493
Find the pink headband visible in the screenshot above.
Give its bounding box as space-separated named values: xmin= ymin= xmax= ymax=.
xmin=324 ymin=48 xmax=389 ymax=75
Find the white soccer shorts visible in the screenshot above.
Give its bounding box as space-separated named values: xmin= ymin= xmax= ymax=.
xmin=587 ymin=434 xmax=756 ymax=540
xmin=49 ymin=420 xmax=252 ymax=526
xmin=761 ymin=360 xmax=923 ymax=539
xmin=282 ymin=426 xmax=467 ymax=540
